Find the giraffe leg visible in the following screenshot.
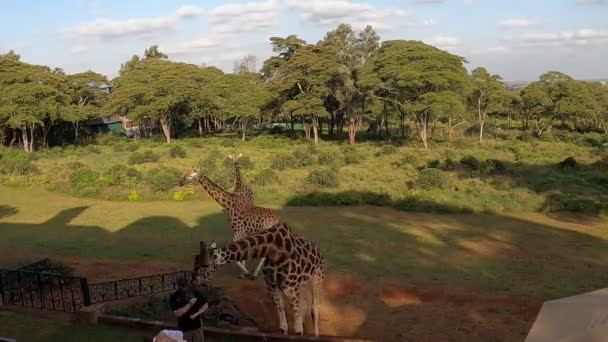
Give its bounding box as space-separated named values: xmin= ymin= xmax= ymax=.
xmin=251 ymin=257 xmax=266 ymax=279
xmin=268 ymin=285 xmax=288 ymax=334
xmin=285 ymin=285 xmax=304 ymax=335
xmin=236 ymin=260 xmax=250 ymax=278
xmin=312 ymin=275 xmax=322 ymax=338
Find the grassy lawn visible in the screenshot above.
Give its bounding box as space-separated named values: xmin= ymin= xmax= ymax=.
xmin=0 ymin=310 xmax=148 ymax=341
xmin=1 ymin=185 xmax=607 ymax=299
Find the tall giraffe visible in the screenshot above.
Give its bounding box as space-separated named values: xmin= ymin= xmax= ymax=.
xmin=229 ymin=153 xmax=254 ymax=204
xmin=193 ymin=222 xmax=325 ymax=337
xmin=180 ymin=166 xmax=278 ymax=278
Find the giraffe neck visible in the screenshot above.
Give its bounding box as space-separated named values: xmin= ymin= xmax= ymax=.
xmin=215 ymin=224 xmax=290 ymax=264
xmin=197 ymin=176 xmax=235 ymax=209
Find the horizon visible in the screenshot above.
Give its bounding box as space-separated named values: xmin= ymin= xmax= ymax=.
xmin=1 ymin=0 xmax=607 ymax=81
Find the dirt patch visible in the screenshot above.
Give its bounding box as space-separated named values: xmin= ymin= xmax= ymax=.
xmin=2 ymin=256 xmax=542 ymax=341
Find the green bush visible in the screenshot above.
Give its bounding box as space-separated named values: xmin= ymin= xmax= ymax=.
xmin=69 ymin=168 xmax=102 ymax=197
xmin=128 ymin=191 xmax=141 ymax=201
xmin=442 ymin=158 xmax=458 ymax=171
xmin=481 ymin=159 xmax=506 ymax=175
xmin=344 ymin=153 xmax=361 ymax=165
xmin=220 ymin=139 xmax=236 ymax=147
xmin=223 ymin=156 xmax=254 ymax=170
xmin=146 ymin=167 xmax=182 ymax=192
xmin=416 ymin=168 xmax=451 ymax=190
xmin=288 ymin=191 xmax=391 ymax=207
xmin=128 ymin=150 xmax=160 ymax=165
xmin=0 ymin=159 xmax=38 ymax=176
xmin=317 ymin=152 xmax=336 ymax=165
xmin=86 ymin=145 xmax=101 ymax=154
xmin=305 ymin=169 xmax=339 ymax=188
xmin=105 ymin=164 xmax=142 ymax=186
xmin=460 ymin=155 xmax=481 ymax=170
xmin=581 ymin=132 xmax=605 ymax=147
xmin=427 ymin=159 xmax=441 ymax=169
xmin=169 ymin=145 xmax=187 ymax=158
xmin=172 ymin=191 xmax=186 ymax=201
xmin=252 ymin=168 xmax=278 ymax=186
xmin=559 ymin=157 xmax=577 ymax=169
xmin=375 ymin=145 xmax=397 ymax=156
xmin=96 ymin=132 xmax=123 ymax=146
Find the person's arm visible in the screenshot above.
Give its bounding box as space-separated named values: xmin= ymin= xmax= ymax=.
xmin=173 ymin=297 xmax=197 ymax=318
xmin=189 ymin=302 xmax=209 ymax=319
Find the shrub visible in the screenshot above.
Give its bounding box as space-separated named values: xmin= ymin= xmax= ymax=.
xmin=443 ymin=158 xmax=458 ymax=171
xmin=86 ymin=145 xmax=101 ymax=154
xmin=559 ymin=157 xmax=577 ymax=169
xmin=96 ymin=132 xmax=123 ymax=146
xmin=128 ymin=191 xmax=141 ymax=201
xmin=169 ymin=145 xmax=187 ymax=158
xmin=581 ymin=132 xmax=605 ymax=147
xmin=220 ymin=139 xmax=236 ymax=147
xmin=402 ymin=155 xmax=418 ymax=166
xmin=271 ymin=154 xmax=297 ymax=170
xmin=146 ymin=167 xmax=182 ymax=192
xmin=206 ymin=149 xmax=222 ymax=163
xmin=237 ymin=156 xmax=254 ymax=169
xmin=481 ymin=159 xmax=506 ymax=175
xmin=68 ymin=161 xmax=85 ymax=170
xmin=307 ymin=144 xmax=318 ymax=155
xmin=416 ymin=168 xmax=451 ymax=190
xmin=344 ymin=153 xmax=361 ymax=165
xmin=375 ymin=145 xmax=397 ymax=157
xmin=128 ymin=150 xmax=160 ymax=165
xmin=69 ymin=168 xmax=102 ymax=197
xmin=427 ymin=159 xmax=441 ymax=169
xmin=105 ymin=164 xmax=141 ymax=186
xmin=317 ymin=152 xmax=336 ymax=165
xmin=305 ymin=169 xmax=339 ymax=188
xmin=460 ymin=155 xmax=481 ymax=171
xmin=293 ymin=149 xmax=314 ymax=167
xmin=173 ymin=191 xmax=186 ymax=201
xmin=288 ymin=191 xmax=391 ymax=207
xmin=124 ymin=144 xmax=140 ymax=152
xmin=0 ymin=159 xmax=38 ymax=176
xmin=252 ymin=168 xmax=278 ymax=186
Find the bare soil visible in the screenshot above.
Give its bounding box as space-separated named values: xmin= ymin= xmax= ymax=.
xmin=5 ymin=254 xmax=542 ymax=342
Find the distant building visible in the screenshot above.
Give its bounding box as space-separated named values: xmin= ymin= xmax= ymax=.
xmin=84 ymin=115 xmax=139 ymax=135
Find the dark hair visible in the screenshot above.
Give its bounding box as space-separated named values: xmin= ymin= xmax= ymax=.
xmin=176 ymin=276 xmax=188 ymax=289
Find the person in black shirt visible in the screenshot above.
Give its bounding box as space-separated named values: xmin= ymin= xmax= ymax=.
xmin=169 ymin=277 xmax=208 ymax=342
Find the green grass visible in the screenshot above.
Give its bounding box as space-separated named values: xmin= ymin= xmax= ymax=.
xmin=1 ymin=185 xmax=607 ymax=299
xmin=2 ymin=134 xmax=606 ymax=214
xmin=0 ymin=310 xmax=148 ymax=341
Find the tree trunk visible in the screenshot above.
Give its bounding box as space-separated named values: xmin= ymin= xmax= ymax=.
xmin=21 ymin=126 xmax=29 ymax=152
xmin=73 ymin=121 xmax=80 ymax=144
xmin=399 ymin=113 xmax=406 ymax=138
xmin=198 ymin=118 xmax=203 ymax=136
xmin=29 ymin=124 xmax=35 ymax=152
xmin=478 ymin=96 xmax=485 ymax=144
xmin=448 ymin=118 xmax=454 ymax=142
xmin=9 ymin=128 xmax=17 ymax=148
xmin=329 ymin=112 xmax=335 ymax=136
xmin=479 ymin=117 xmax=485 ymax=143
xmin=312 ymin=117 xmax=319 ymax=144
xmin=241 ymin=118 xmax=247 ymax=142
xmin=159 ymin=112 xmax=172 ymax=144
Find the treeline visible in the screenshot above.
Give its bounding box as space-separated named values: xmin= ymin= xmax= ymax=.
xmin=1 ymin=24 xmax=608 ymax=152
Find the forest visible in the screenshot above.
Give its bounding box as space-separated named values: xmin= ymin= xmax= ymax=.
xmin=1 ymin=24 xmax=607 ymax=215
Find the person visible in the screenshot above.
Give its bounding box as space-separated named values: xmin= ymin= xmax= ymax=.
xmin=169 ymin=277 xmax=208 ymax=342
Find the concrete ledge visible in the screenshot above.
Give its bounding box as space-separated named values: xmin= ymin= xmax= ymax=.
xmin=98 ymin=314 xmax=375 ymax=342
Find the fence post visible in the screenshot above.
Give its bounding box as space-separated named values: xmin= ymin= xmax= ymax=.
xmin=80 ymin=277 xmax=91 ymax=307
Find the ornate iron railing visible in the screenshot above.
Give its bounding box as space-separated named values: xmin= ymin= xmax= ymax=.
xmin=88 ymin=270 xmax=190 ymax=303
xmin=0 ymin=268 xmax=90 ymax=312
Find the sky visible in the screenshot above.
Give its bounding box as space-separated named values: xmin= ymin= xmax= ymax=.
xmin=0 ymin=0 xmax=607 ymax=81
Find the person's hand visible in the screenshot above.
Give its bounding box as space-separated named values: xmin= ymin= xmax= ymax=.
xmin=188 ymin=298 xmax=197 ymax=305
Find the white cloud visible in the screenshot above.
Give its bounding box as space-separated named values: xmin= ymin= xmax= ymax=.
xmin=207 ymin=0 xmax=280 ymax=34
xmin=70 ymin=46 xmax=88 ymax=55
xmin=176 ymin=5 xmax=204 ymax=18
xmin=499 ymin=18 xmax=534 ymax=28
xmin=425 ymin=35 xmax=461 ymax=49
xmin=169 ymin=37 xmax=219 ymax=55
xmin=286 ymin=0 xmax=415 ymax=31
xmin=505 ymin=28 xmax=608 ymax=47
xmin=65 ymin=16 xmax=177 ymax=39
xmin=486 ymin=46 xmax=510 ymax=53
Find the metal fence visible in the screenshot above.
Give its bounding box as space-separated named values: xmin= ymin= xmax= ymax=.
xmin=0 ymin=268 xmax=90 ymax=312
xmin=88 ymin=271 xmax=190 ymax=303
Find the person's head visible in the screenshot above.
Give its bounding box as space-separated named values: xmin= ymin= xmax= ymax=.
xmin=176 ymin=276 xmax=188 ymax=290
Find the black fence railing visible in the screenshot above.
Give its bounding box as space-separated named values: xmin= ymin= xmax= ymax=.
xmin=0 ymin=268 xmax=90 ymax=312
xmin=88 ymin=270 xmax=190 ymax=303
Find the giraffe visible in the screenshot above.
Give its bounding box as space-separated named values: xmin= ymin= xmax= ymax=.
xmin=228 ymin=153 xmax=254 ymax=204
xmin=193 ymin=222 xmax=325 ymax=337
xmin=180 ymin=166 xmax=279 ymax=278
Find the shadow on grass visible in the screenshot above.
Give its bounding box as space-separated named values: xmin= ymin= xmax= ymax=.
xmin=0 ymin=205 xmax=18 ymax=219
xmin=1 ymin=196 xmax=608 ymax=340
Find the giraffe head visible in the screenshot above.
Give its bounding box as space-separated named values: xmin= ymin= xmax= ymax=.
xmin=193 ymin=240 xmax=222 ymax=286
xmin=179 ymin=167 xmax=201 ymax=186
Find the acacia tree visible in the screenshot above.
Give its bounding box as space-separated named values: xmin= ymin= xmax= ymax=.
xmin=107 ymin=59 xmax=202 ymax=143
xmin=64 ymin=71 xmax=108 ymax=143
xmin=469 ymin=67 xmax=504 ymax=143
xmin=361 ymin=40 xmax=469 ymax=148
xmin=0 ymin=57 xmax=67 ymax=151
xmin=264 ymin=37 xmax=339 ymax=144
xmin=320 ymin=24 xmax=380 ymax=144
xmin=586 ymin=82 xmax=608 ymax=134
xmin=186 ymin=66 xmax=225 ymax=135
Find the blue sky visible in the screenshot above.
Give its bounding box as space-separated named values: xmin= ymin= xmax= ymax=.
xmin=1 ymin=0 xmax=607 ymax=81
